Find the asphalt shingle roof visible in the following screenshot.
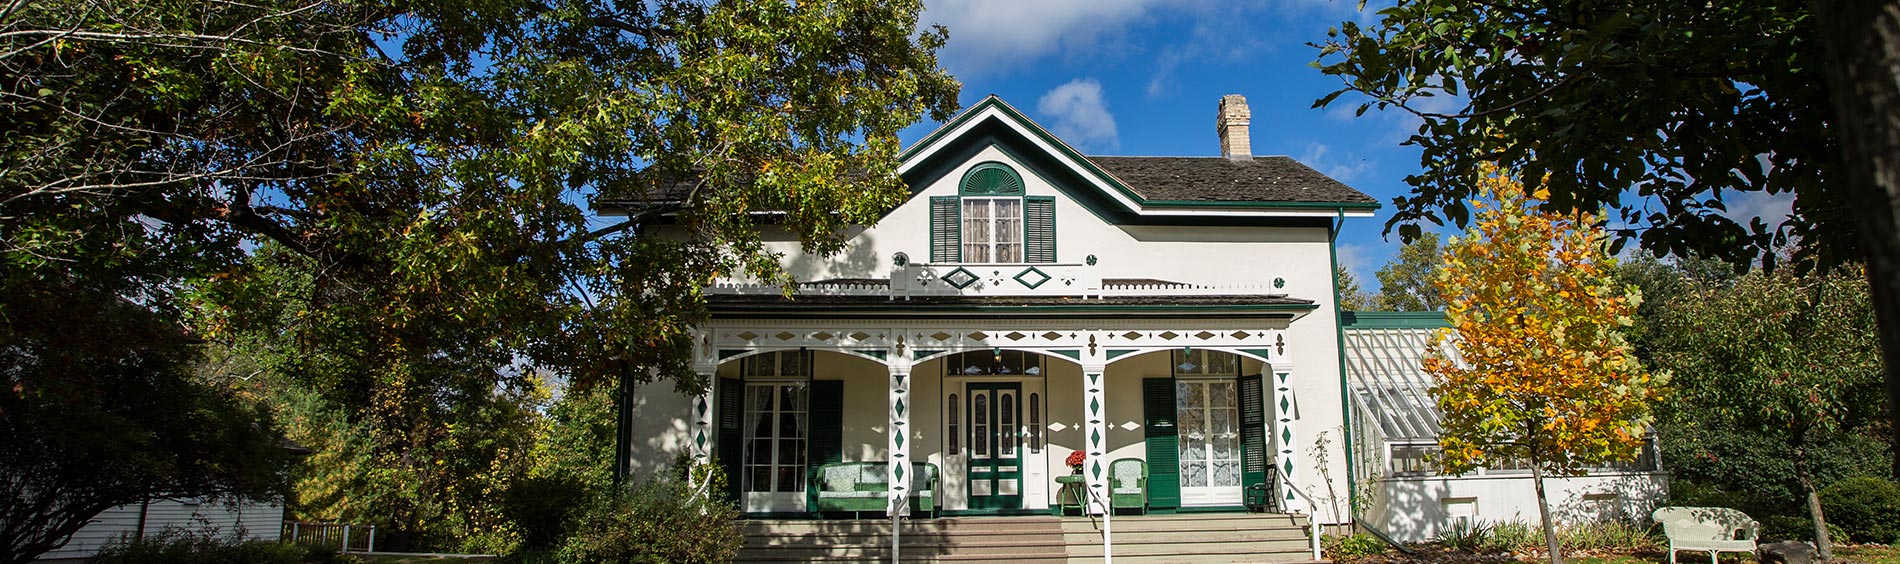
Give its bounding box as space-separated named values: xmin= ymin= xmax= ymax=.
xmin=1086 ymin=156 xmax=1377 ymax=205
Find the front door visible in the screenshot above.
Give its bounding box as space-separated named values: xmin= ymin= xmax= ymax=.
xmin=967 ymin=382 xmax=1023 ymax=510
xmin=1177 ymin=379 xmax=1243 ymax=506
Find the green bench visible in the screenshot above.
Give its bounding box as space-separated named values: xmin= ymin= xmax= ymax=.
xmin=809 ymin=461 xmax=938 ymax=518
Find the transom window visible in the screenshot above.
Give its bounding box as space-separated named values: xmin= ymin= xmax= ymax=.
xmin=1172 ymin=349 xmax=1240 ymax=376
xmin=739 ymin=350 xmax=811 ymax=378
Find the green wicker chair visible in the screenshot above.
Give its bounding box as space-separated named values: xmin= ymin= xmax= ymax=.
xmin=1108 ymin=458 xmax=1148 ymax=514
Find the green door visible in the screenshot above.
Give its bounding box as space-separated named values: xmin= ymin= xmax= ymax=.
xmin=967 ymin=382 xmax=1023 ymax=511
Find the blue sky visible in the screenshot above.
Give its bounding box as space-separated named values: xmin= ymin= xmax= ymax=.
xmin=896 ymin=0 xmax=1798 ymax=292
xmin=896 ymin=0 xmax=1425 ymax=292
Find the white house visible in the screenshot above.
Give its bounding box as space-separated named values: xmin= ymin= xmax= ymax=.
xmin=620 ymin=94 xmax=1667 ymax=546
xmin=32 ymin=497 xmax=287 ymax=562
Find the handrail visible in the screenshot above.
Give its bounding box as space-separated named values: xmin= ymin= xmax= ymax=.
xmin=1282 ymin=483 xmax=1325 ymax=561
xmin=1080 ymin=483 xmax=1114 ymax=563
xmin=1358 ymin=520 xmax=1418 ymax=555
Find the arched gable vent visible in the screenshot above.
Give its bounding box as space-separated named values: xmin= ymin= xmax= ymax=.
xmin=960 ymin=162 xmax=1024 ymax=196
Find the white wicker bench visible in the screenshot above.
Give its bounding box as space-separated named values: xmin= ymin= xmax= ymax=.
xmin=1653 ymin=506 xmax=1760 ymax=564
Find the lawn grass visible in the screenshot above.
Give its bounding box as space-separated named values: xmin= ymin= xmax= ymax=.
xmin=356 ymin=554 xmax=498 ymax=563
xmin=1353 ymin=545 xmax=1898 ymax=564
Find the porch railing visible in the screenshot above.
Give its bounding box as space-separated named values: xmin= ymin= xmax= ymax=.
xmin=706 ymin=261 xmax=1288 ymax=298
xmin=283 ymin=521 xmax=375 ymax=553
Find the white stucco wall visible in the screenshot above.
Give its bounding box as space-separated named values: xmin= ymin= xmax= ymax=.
xmin=1360 ymin=472 xmax=1671 ymax=543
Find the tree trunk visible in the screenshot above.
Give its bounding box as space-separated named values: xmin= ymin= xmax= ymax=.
xmin=1814 ymin=0 xmax=1900 ymax=481
xmin=1531 ymin=463 xmax=1563 ymax=564
xmin=1796 ymin=449 xmax=1835 ymax=560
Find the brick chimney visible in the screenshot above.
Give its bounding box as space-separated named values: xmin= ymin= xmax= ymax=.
xmin=1218 ymin=94 xmax=1252 ymax=161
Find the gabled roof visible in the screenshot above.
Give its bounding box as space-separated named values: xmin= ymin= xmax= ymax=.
xmin=899 ymin=95 xmax=1379 ymax=219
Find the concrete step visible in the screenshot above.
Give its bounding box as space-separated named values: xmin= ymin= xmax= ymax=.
xmin=735 ymin=513 xmax=1315 ymax=564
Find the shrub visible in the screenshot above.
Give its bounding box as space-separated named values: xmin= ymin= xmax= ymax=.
xmin=1323 ymin=533 xmax=1387 ymax=559
xmin=1435 ymin=520 xmax=1495 ymax=553
xmin=1561 ymin=519 xmax=1661 ymax=552
xmin=1819 ymin=476 xmax=1900 ymax=544
xmin=1761 ymin=514 xmax=1850 ymax=545
xmin=554 ymin=459 xmax=741 ymax=564
xmin=93 ymin=533 xmax=309 ymax=564
xmin=1487 ymin=520 xmax=1543 ymax=552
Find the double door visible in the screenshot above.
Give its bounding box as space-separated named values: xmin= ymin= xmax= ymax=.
xmin=966 ymin=382 xmax=1022 ymax=510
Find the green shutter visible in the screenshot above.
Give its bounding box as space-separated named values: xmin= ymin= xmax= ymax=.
xmin=930 ymin=196 xmax=960 ymax=262
xmin=716 ymin=377 xmax=744 ymax=503
xmin=1024 ymin=196 xmax=1055 ymax=263
xmin=1143 ymin=377 xmax=1181 ymax=509
xmin=805 ymin=380 xmax=844 ymax=512
xmin=1239 ymin=374 xmax=1268 ymax=495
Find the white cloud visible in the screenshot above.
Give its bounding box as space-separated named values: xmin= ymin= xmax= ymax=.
xmin=1298 ymin=143 xmax=1373 ymax=183
xmin=922 ymin=0 xmax=1162 ymax=76
xmin=1719 ymin=189 xmax=1797 ymax=231
xmin=1037 ymin=78 xmax=1120 ymax=152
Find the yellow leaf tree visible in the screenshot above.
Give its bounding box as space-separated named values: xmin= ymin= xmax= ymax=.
xmin=1425 ymin=165 xmax=1660 ymax=564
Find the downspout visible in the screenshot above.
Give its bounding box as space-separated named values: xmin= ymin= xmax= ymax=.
xmin=1329 ymin=207 xmax=1360 ymax=524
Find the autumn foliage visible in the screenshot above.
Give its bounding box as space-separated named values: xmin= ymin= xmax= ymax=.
xmin=1425 ymin=165 xmax=1659 ymax=562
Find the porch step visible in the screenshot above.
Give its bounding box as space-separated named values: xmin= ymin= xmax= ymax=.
xmin=735 ymin=512 xmax=1316 ymax=563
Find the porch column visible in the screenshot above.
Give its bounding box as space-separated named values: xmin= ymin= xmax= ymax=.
xmin=1081 ymin=363 xmax=1109 ymax=515
xmin=886 ymin=357 xmax=915 ymax=517
xmin=690 ymin=364 xmax=716 ymax=497
xmin=1271 ymin=366 xmax=1307 ymax=514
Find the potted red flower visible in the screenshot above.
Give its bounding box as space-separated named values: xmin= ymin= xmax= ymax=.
xmin=1065 ymin=450 xmax=1086 ymax=475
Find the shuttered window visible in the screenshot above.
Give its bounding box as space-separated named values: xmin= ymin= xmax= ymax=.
xmin=1024 ymin=197 xmax=1055 ymax=263
xmin=1143 ymin=377 xmax=1182 ymax=509
xmin=1239 ymin=374 xmax=1269 ymax=494
xmin=716 ymin=377 xmax=745 ymax=502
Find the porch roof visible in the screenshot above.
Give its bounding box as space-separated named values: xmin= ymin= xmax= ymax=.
xmin=706 ymin=293 xmax=1318 ymax=319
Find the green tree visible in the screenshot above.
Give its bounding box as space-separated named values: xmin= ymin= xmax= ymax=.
xmin=1 ymin=283 xmax=288 ymax=564
xmin=5 ymin=0 xmax=956 ymax=551
xmin=1374 ymin=232 xmax=1445 ymax=311
xmin=1312 ymin=0 xmax=1900 ymax=478
xmin=1650 ymin=267 xmax=1884 ymax=559
xmin=1336 ymin=266 xmax=1376 ymax=311
xmin=1426 ymin=166 xmax=1657 ymax=564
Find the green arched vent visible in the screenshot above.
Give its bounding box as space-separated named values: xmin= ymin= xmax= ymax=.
xmin=959 ymin=162 xmax=1024 ymax=196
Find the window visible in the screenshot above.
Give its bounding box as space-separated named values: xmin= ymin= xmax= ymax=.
xmin=1028 ymin=393 xmax=1041 ymax=453
xmin=929 ymin=162 xmax=1055 ymax=263
xmin=944 ymin=349 xmax=1045 ymax=376
xmin=947 ymin=394 xmax=960 ymax=454
xmin=962 ymin=198 xmax=1022 ymax=262
xmin=742 ymin=382 xmax=807 ymax=492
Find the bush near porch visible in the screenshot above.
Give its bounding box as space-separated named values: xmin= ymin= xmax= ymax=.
xmin=1327 ymin=517 xmax=1900 ymax=564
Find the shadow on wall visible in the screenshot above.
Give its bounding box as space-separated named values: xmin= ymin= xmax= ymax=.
xmin=1366 ymin=472 xmax=1670 ymax=543
xmin=781 ymin=227 xmax=884 ymax=282
xmin=737 ymin=518 xmax=969 ymax=561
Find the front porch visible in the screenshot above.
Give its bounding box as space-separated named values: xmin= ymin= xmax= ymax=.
xmin=681 ymin=298 xmax=1324 ymax=520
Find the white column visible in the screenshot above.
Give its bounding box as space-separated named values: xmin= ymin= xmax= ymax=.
xmin=886 ymin=358 xmax=915 ymax=516
xmin=691 ymin=365 xmax=716 ymax=497
xmin=1081 ymin=364 xmax=1109 ymax=515
xmin=1271 ymin=367 xmax=1306 ymax=514
xmin=886 ymin=357 xmax=914 ymax=564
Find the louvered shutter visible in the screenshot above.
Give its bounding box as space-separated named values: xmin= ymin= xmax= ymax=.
xmin=805 ymin=380 xmax=844 ymax=512
xmin=1239 ymin=374 xmax=1268 ymax=495
xmin=716 ymin=377 xmax=744 ymax=503
xmin=1143 ymin=378 xmax=1181 ymax=509
xmin=930 ymin=196 xmax=960 ymax=263
xmin=1024 ymin=196 xmax=1055 ymax=263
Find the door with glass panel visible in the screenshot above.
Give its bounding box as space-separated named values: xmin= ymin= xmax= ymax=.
xmin=741 ymin=381 xmax=808 ymax=512
xmin=1176 ymin=379 xmax=1242 ymax=505
xmin=966 ymin=382 xmax=1023 ymax=510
